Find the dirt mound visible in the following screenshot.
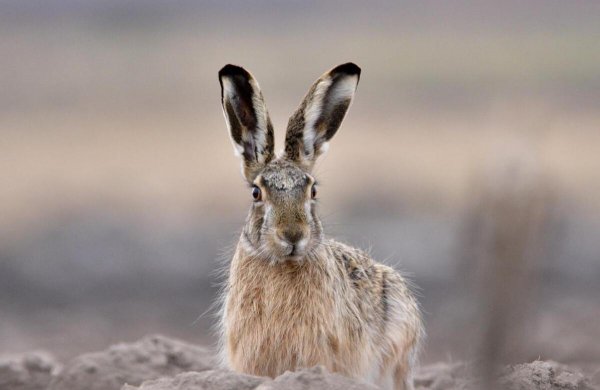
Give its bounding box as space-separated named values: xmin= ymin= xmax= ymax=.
xmin=0 ymin=351 xmax=61 ymax=390
xmin=48 ymin=335 xmax=213 ymax=390
xmin=122 ymin=366 xmax=378 ymax=390
xmin=256 ymin=366 xmax=379 ymax=390
xmin=500 ymin=361 xmax=597 ymax=390
xmin=121 ymin=369 xmax=269 ymax=390
xmin=1 ymin=335 xmax=597 ymax=390
xmin=412 ymin=360 xmax=598 ymax=390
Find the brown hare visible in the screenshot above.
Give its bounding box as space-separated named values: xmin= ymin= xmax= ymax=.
xmin=218 ymin=63 xmax=423 ymax=390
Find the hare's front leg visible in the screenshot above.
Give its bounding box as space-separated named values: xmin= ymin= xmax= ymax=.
xmin=393 ymin=361 xmax=414 ymax=390
xmin=386 ymin=277 xmax=423 ymax=390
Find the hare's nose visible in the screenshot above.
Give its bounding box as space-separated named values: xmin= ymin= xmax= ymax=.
xmin=278 ymin=229 xmax=304 ymax=245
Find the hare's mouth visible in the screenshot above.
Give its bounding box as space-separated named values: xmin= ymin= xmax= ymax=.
xmin=283 ymin=242 xmax=306 ymax=259
xmin=270 ymin=235 xmax=309 ymax=261
xmin=286 ymin=244 xmax=305 ymax=260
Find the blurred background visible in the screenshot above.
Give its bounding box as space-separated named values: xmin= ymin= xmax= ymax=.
xmin=1 ymin=0 xmax=599 ymax=369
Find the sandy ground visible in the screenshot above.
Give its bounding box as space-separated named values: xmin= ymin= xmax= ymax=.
xmin=1 ymin=335 xmax=598 ymax=390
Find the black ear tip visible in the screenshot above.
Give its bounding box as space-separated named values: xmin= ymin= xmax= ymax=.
xmin=331 ymin=62 xmax=361 ymax=77
xmin=219 ymin=64 xmax=251 ymax=80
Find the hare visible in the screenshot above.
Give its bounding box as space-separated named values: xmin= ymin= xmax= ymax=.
xmin=217 ymin=63 xmax=423 ymax=390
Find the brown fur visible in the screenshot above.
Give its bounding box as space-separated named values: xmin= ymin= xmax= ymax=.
xmin=218 ymin=63 xmax=424 ymax=389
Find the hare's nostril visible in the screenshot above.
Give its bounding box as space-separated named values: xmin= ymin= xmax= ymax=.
xmin=278 ymin=229 xmax=304 ymax=245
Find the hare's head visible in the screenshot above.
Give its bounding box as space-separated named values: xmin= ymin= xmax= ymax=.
xmin=219 ymin=63 xmax=360 ymax=262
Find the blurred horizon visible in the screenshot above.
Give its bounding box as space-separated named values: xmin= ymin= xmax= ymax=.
xmin=1 ymin=0 xmax=599 ymax=367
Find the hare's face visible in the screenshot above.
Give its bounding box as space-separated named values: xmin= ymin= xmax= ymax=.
xmin=219 ymin=63 xmax=360 ymax=262
xmin=246 ymin=159 xmax=321 ymax=261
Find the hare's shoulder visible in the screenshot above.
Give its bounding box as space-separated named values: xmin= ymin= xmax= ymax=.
xmin=327 ymin=239 xmax=375 ymax=272
xmin=326 ymin=239 xmax=383 ymax=283
xmin=326 ymin=239 xmax=412 ymax=293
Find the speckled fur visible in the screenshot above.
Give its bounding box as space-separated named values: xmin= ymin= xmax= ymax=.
xmin=218 ymin=63 xmax=424 ymax=390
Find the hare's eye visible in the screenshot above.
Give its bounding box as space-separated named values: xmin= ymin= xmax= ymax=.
xmin=311 ymin=185 xmax=317 ymax=199
xmin=251 ymin=186 xmax=262 ymax=201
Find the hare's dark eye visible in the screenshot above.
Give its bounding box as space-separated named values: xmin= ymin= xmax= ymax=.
xmin=311 ymin=185 xmax=317 ymax=199
xmin=251 ymin=186 xmax=262 ymax=201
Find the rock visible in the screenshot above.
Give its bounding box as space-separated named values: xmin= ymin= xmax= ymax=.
xmin=121 ymin=369 xmax=268 ymax=390
xmin=0 ymin=351 xmax=61 ymax=390
xmin=255 ymin=366 xmax=378 ymax=390
xmin=500 ymin=360 xmax=596 ymax=390
xmin=49 ymin=335 xmax=213 ymax=390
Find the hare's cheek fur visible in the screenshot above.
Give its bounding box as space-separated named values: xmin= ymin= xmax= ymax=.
xmin=218 ymin=63 xmax=423 ymax=390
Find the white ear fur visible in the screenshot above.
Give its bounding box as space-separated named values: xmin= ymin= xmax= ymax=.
xmin=302 ymin=74 xmax=358 ymax=159
xmin=220 ymin=78 xmax=245 ymax=157
xmin=284 ymin=63 xmax=360 ymax=169
xmin=302 ymin=78 xmax=332 ymax=159
xmin=248 ymin=78 xmax=269 ymax=164
xmin=220 ymin=76 xmax=271 ymax=162
xmin=219 ymin=64 xmax=275 ymax=181
xmin=329 ymin=73 xmax=360 ymax=104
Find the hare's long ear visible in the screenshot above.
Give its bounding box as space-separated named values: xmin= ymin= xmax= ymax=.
xmin=219 ymin=64 xmax=275 ymax=182
xmin=284 ymin=63 xmax=360 ymax=171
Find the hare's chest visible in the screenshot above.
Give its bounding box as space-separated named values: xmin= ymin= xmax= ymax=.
xmin=224 ymin=262 xmax=350 ymax=376
xmin=227 ymin=265 xmax=336 ymax=338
